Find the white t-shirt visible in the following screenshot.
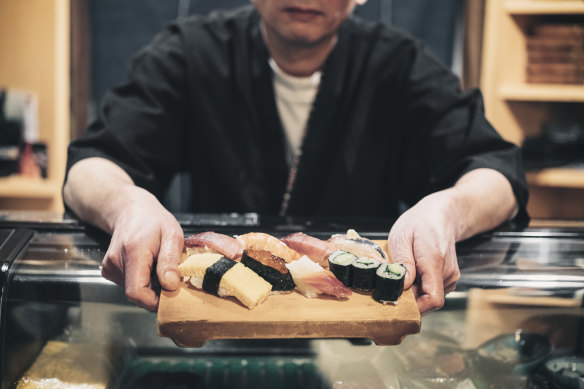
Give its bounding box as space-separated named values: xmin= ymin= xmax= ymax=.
xmin=269 ymin=58 xmax=322 ymax=166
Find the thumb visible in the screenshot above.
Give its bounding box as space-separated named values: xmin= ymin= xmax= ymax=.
xmin=156 ymin=230 xmax=183 ymax=291
xmin=387 ymin=233 xmax=416 ymax=290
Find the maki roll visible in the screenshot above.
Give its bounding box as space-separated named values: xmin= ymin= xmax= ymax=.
xmin=351 ymin=257 xmax=381 ymax=291
xmin=328 ymin=250 xmax=357 ymax=287
xmin=241 ymin=249 xmax=296 ymax=294
xmin=373 ymin=263 xmax=406 ymax=303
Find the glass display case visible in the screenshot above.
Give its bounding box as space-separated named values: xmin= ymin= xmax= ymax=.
xmin=1 ymin=211 xmax=583 ymax=388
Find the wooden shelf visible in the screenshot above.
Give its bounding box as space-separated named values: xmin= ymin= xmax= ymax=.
xmin=530 ymin=219 xmax=584 ymax=227
xmin=526 ymin=168 xmax=584 ymax=188
xmin=0 ymin=0 xmax=69 ymax=211
xmin=499 ymin=84 xmax=584 ymax=102
xmin=482 ymin=0 xmax=584 ymax=219
xmin=506 ymin=1 xmax=584 ymax=14
xmin=0 ymin=176 xmax=60 ymax=199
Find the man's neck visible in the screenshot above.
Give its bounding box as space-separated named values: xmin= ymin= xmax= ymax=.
xmin=261 ymin=23 xmax=336 ymax=77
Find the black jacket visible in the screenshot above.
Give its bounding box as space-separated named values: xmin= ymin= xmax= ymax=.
xmin=66 ymin=6 xmax=529 ymax=220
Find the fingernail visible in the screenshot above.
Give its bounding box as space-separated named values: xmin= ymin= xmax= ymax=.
xmin=165 ymin=270 xmax=180 ymax=286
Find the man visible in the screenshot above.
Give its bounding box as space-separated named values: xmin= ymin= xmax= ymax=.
xmin=64 ymin=0 xmax=528 ymax=314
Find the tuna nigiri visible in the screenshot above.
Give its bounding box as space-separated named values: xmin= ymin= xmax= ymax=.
xmin=281 ymin=232 xmax=336 ymax=268
xmin=236 ymin=232 xmax=302 ymax=263
xmin=285 ymin=256 xmax=352 ymax=299
xmin=184 ymin=231 xmax=244 ymax=261
xmin=328 ymin=229 xmax=388 ymax=262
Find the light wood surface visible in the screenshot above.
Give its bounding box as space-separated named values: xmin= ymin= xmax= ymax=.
xmin=526 ymin=168 xmax=584 ymax=189
xmin=527 ymin=186 xmax=584 ymax=219
xmin=0 ymin=0 xmax=69 ymax=211
xmin=506 ymin=1 xmax=584 ymax=14
xmin=499 ymin=84 xmax=584 ymax=102
xmin=530 ymin=219 xmax=584 ymax=228
xmin=0 ymin=176 xmax=62 ymax=210
xmin=0 ymin=176 xmax=60 ymax=198
xmin=158 ymin=285 xmax=420 ymax=348
xmin=158 ymin=241 xmax=421 ymax=347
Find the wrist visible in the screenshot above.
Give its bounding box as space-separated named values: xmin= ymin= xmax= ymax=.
xmin=417 ymin=188 xmax=469 ymax=242
xmin=103 ymin=185 xmax=159 ymax=233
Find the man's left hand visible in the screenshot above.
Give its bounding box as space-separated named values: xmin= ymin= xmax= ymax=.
xmin=387 ymin=190 xmax=461 ymax=315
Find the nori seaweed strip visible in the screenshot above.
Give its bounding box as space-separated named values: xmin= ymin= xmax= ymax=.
xmin=351 ymin=257 xmax=380 ymax=291
xmin=373 ymin=263 xmax=406 ymax=302
xmin=328 ymin=251 xmax=356 ymax=287
xmin=241 ymin=251 xmax=295 ymax=291
xmin=202 ymin=257 xmax=236 ymax=295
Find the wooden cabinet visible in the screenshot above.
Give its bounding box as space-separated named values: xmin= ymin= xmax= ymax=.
xmin=481 ymin=0 xmax=584 ymax=219
xmin=0 ymin=0 xmax=70 ymax=212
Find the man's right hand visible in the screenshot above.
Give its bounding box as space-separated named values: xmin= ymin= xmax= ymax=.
xmin=64 ymin=158 xmax=184 ymax=311
xmin=101 ymin=187 xmax=184 ymax=311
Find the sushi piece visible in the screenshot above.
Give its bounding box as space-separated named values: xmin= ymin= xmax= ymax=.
xmin=285 ymin=256 xmax=352 ymax=299
xmin=351 ymin=257 xmax=381 ymax=291
xmin=373 ymin=263 xmax=406 ymax=303
xmin=179 ymin=252 xmax=272 ymax=309
xmin=184 ymin=231 xmax=244 ymax=261
xmin=236 ymin=232 xmax=302 ymax=262
xmin=328 ymin=250 xmax=357 ymax=287
xmin=281 ymin=232 xmax=336 ymax=268
xmin=241 ymin=250 xmax=296 ymax=294
xmin=328 ymin=229 xmax=388 ymax=262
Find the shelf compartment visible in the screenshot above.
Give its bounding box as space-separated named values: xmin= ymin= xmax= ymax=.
xmin=499 ymin=84 xmax=584 ymax=102
xmin=506 ymin=1 xmax=584 ymax=15
xmin=0 ymin=176 xmax=59 ymax=199
xmin=526 ymin=167 xmax=584 ymax=188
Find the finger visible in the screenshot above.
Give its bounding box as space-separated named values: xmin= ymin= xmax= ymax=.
xmin=444 ymin=281 xmax=457 ymax=294
xmin=443 ymin=270 xmax=460 ymax=289
xmin=442 ymin=275 xmax=460 ymax=290
xmin=124 ymin=249 xmax=159 ymax=311
xmin=442 ymin=249 xmax=460 ymax=286
xmin=156 ymin=228 xmax=184 ymax=291
xmin=101 ymin=251 xmax=124 ymax=286
xmin=415 ymin=267 xmax=446 ymax=315
xmin=410 ymin=282 xmax=420 ymax=300
xmin=416 ymin=290 xmax=445 ymax=316
xmin=387 ymin=234 xmax=416 ymax=290
xmin=101 ymin=259 xmax=124 ymax=286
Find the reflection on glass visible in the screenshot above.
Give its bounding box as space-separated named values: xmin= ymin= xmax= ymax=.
xmin=2 ymin=229 xmax=584 ymax=388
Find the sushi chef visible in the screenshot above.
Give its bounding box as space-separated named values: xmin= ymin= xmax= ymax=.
xmin=63 ymin=0 xmax=529 ymax=314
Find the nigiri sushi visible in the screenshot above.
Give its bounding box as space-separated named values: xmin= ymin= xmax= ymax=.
xmin=236 ymin=232 xmax=302 ymax=262
xmin=281 ymin=232 xmax=336 ymax=268
xmin=184 ymin=231 xmax=244 ymax=261
xmin=328 ymin=229 xmax=388 ymax=262
xmin=179 ymin=252 xmax=272 ymax=309
xmin=285 ymin=256 xmax=352 ymax=299
xmin=241 ymin=250 xmax=295 ymax=294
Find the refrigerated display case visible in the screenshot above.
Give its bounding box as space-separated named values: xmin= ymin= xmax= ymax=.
xmin=1 ymin=211 xmax=583 ymax=388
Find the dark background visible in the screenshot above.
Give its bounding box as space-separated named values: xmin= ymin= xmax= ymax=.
xmin=88 ymin=0 xmax=463 ymax=116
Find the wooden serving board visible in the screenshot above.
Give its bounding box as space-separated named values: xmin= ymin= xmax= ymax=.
xmin=157 ymin=241 xmax=421 ymax=347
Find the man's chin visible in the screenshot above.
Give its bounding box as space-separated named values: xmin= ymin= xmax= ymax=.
xmin=282 ymin=29 xmax=335 ymax=47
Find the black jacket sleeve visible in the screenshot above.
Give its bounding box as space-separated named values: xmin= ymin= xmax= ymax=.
xmin=66 ymin=24 xmax=189 ymax=199
xmin=396 ymin=41 xmax=529 ymax=222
